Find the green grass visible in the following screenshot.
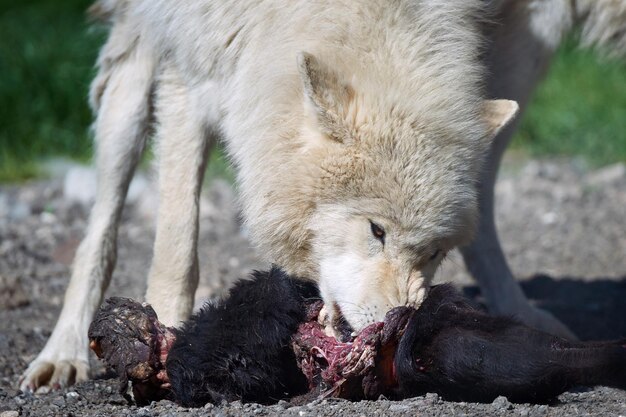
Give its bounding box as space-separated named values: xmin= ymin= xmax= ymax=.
xmin=511 ymin=38 xmax=626 ymax=166
xmin=0 ymin=0 xmax=103 ymax=181
xmin=1 ymin=1 xmax=625 ymax=182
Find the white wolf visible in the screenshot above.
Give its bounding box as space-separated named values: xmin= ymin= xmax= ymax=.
xmin=20 ymin=0 xmax=626 ymax=391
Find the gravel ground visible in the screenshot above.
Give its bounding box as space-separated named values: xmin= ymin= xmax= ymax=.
xmin=1 ymin=157 xmax=625 ymax=416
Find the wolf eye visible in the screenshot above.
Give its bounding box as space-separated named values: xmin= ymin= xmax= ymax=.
xmin=369 ymin=221 xmax=385 ymax=244
xmin=429 ymin=249 xmax=441 ymax=261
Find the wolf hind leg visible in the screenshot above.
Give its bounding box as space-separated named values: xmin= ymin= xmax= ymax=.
xmin=459 ymin=163 xmax=576 ymax=340
xmin=461 ymin=1 xmax=576 ymax=339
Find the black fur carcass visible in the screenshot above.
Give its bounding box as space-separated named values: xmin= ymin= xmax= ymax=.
xmin=88 ymin=268 xmax=626 ymax=407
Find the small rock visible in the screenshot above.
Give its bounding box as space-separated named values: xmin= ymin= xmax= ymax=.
xmin=388 ymin=404 xmax=411 ymax=412
xmin=40 ymin=211 xmax=56 ymax=224
xmin=66 ymin=391 xmax=80 ymax=403
xmin=136 ymin=184 xmax=159 ymax=221
xmin=0 ymin=194 xmax=8 ymax=218
xmin=127 ymin=174 xmax=149 ymax=204
xmin=423 ymin=392 xmax=439 ymax=405
xmin=531 ymin=404 xmax=548 ymax=416
xmin=492 ymin=395 xmax=512 ymax=410
xmin=0 ymin=274 xmax=30 ymax=310
xmin=51 ymin=237 xmax=80 ymax=266
xmin=9 ymin=201 xmax=31 ymax=220
xmin=540 ymin=211 xmax=558 ymax=225
xmin=228 ymin=256 xmax=240 ymax=268
xmin=276 ymin=399 xmax=289 ymax=409
xmin=51 ymin=395 xmax=66 ymax=407
xmin=135 ymin=406 xmax=151 ymax=416
xmin=1 ymin=411 xmax=19 ymax=417
xmin=587 ymin=163 xmax=626 ymax=186
xmin=64 ymin=166 xmax=149 ymax=207
xmin=307 ymin=399 xmax=322 ymax=407
xmin=63 ymin=166 xmax=97 ymax=206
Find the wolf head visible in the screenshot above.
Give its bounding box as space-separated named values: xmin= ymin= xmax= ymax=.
xmin=293 ymin=52 xmax=518 ymax=332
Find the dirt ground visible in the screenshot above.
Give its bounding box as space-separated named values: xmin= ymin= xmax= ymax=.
xmin=1 ymin=157 xmax=625 ymax=416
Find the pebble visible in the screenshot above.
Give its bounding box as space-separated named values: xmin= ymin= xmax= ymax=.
xmin=492 ymin=395 xmax=512 ymax=410
xmin=230 ymin=400 xmax=243 ymax=409
xmin=63 ymin=166 xmax=97 ymax=205
xmin=51 ymin=395 xmax=65 ymax=407
xmin=65 ymin=391 xmax=80 ymax=404
xmin=0 ymin=411 xmax=19 ymax=417
xmin=0 ymin=194 xmax=8 ymax=217
xmin=39 ymin=211 xmax=56 ymax=224
xmin=423 ymin=392 xmax=440 ymax=405
xmin=587 ymin=163 xmax=626 ymax=186
xmin=272 ymin=399 xmax=288 ymax=410
xmin=388 ymin=404 xmax=411 ymax=412
xmin=530 ymin=404 xmax=548 ymax=416
xmin=0 ymin=274 xmax=30 ymax=310
xmin=135 ymin=407 xmax=151 ymax=416
xmin=9 ymin=202 xmax=31 ymax=220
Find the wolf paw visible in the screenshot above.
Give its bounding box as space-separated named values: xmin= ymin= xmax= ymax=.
xmin=19 ymin=358 xmax=89 ymax=393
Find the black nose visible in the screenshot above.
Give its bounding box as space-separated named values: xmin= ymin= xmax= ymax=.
xmin=332 ymin=303 xmax=355 ymax=342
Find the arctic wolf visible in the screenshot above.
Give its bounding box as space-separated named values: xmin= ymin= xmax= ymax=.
xmin=20 ymin=0 xmax=626 ymax=391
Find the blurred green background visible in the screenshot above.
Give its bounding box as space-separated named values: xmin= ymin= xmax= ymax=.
xmin=1 ymin=0 xmax=625 ymax=182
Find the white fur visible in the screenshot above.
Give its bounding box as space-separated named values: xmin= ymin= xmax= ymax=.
xmin=20 ymin=0 xmax=626 ymax=391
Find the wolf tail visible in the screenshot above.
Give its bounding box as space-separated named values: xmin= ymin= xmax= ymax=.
xmin=574 ymin=0 xmax=626 ymax=57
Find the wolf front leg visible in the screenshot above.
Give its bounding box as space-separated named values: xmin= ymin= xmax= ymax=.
xmin=461 ymin=0 xmax=576 ymax=339
xmin=19 ymin=37 xmax=153 ymax=392
xmin=144 ymin=66 xmax=213 ymax=327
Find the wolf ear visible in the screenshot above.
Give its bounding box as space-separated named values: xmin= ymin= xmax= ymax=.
xmin=297 ymin=52 xmax=355 ymax=143
xmin=482 ymin=99 xmax=519 ymax=140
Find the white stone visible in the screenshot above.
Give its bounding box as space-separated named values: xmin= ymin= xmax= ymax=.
xmin=63 ymin=165 xmax=97 ymax=205
xmin=587 ymin=163 xmax=626 ymax=186
xmin=64 ymin=164 xmax=151 ymax=207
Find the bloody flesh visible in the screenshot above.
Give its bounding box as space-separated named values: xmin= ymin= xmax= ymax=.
xmin=88 ymin=297 xmax=176 ymax=403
